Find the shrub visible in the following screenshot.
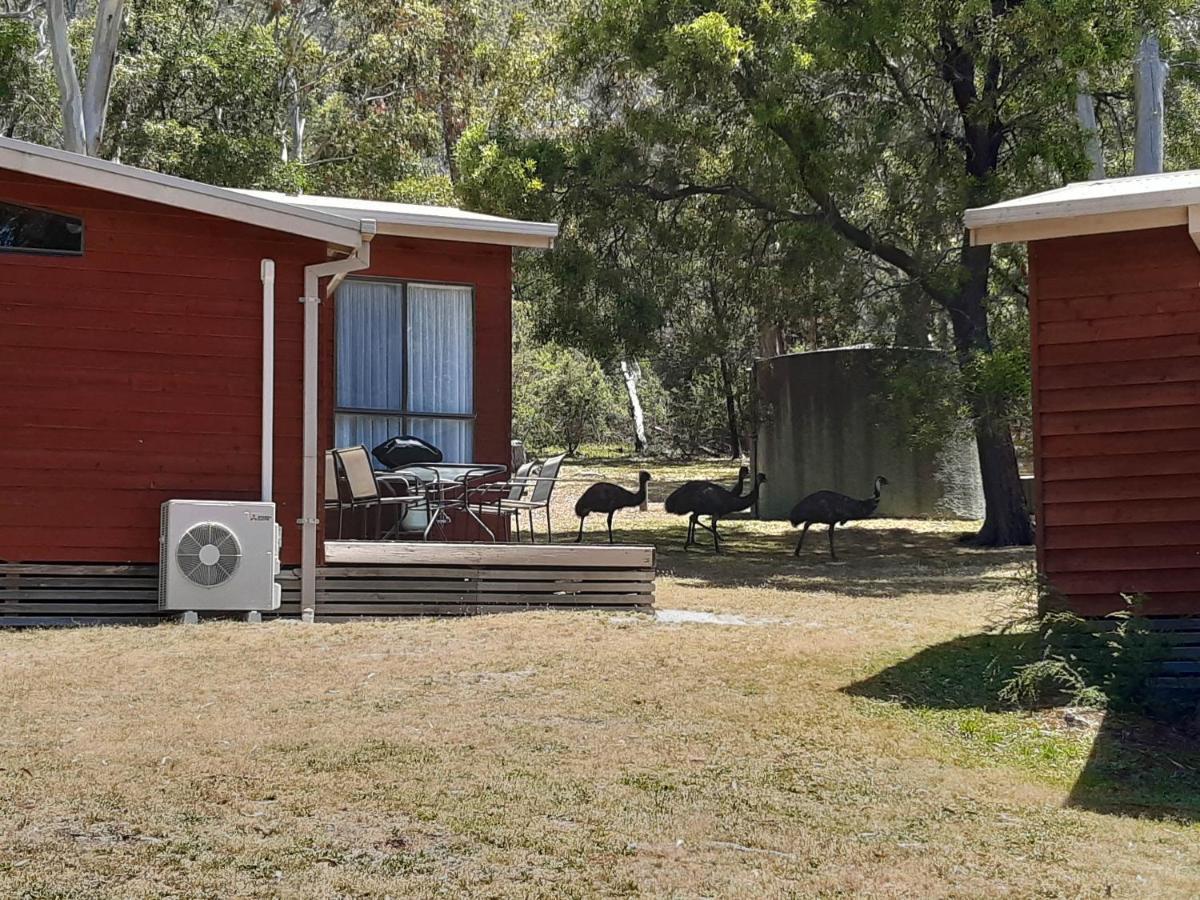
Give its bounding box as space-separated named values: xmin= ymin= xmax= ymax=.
xmin=513 ymin=345 xmax=624 ymax=454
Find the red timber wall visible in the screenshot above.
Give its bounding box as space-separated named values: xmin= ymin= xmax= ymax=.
xmin=1029 ymin=225 xmax=1200 ymax=616
xmin=0 ymin=170 xmax=514 ymax=566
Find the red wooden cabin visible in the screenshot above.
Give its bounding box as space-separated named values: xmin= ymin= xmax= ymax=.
xmin=0 ymin=137 xmax=557 ymax=612
xmin=967 ymin=175 xmax=1200 ymax=616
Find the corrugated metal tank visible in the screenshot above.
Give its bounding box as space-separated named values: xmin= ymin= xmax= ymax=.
xmin=754 ymin=347 xmax=984 ymax=520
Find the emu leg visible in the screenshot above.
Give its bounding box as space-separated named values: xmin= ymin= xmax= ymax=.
xmin=575 ymin=514 xmax=586 ymax=543
xmin=711 ymin=517 xmax=721 ymax=553
xmin=685 ymin=513 xmax=697 ymax=549
xmin=606 ymin=511 xmax=615 ymax=544
xmin=828 ymin=523 xmax=838 ymax=560
xmin=793 ymin=522 xmax=810 ymax=557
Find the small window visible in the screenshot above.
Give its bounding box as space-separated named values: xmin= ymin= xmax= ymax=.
xmin=0 ymin=201 xmax=83 ymax=255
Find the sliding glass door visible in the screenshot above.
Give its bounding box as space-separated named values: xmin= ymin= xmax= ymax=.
xmin=334 ymin=278 xmax=474 ymax=462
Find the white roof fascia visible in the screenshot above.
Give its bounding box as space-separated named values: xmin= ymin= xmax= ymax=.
xmin=966 ymin=169 xmax=1200 ymax=246
xmin=237 ymin=190 xmax=560 ymax=249
xmin=0 ymin=136 xmax=368 ymax=248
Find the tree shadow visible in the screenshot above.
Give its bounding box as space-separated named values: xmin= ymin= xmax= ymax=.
xmin=843 ymin=632 xmax=1200 ymax=822
xmin=605 ymin=519 xmax=1030 ymax=597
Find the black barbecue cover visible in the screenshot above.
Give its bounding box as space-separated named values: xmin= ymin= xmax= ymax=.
xmin=372 ymin=435 xmax=444 ymax=468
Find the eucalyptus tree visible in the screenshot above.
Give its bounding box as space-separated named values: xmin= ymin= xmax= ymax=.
xmin=532 ymin=0 xmax=1176 ymax=545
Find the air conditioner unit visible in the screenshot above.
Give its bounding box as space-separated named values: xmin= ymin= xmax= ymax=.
xmin=159 ymin=500 xmax=281 ymax=612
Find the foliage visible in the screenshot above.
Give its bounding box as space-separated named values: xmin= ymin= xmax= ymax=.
xmin=513 ymin=343 xmax=625 ymax=454
xmin=999 ymin=598 xmax=1172 ymax=716
xmin=463 ymin=0 xmax=1193 ymax=542
xmin=4 ymin=0 xmax=1200 ymax=475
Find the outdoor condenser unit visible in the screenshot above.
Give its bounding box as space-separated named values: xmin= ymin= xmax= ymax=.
xmin=159 ymin=500 xmax=282 ymax=612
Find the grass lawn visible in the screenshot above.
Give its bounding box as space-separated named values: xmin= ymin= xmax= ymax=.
xmin=3 ymin=455 xmax=1200 ymax=897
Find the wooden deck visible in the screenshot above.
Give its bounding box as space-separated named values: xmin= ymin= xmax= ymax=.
xmin=313 ymin=541 xmax=654 ymax=619
xmin=0 ymin=543 xmax=655 ymax=625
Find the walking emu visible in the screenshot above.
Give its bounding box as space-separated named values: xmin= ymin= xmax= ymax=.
xmin=685 ymin=472 xmax=767 ymax=553
xmin=789 ymin=476 xmax=888 ymax=560
xmin=574 ymin=471 xmax=651 ymax=543
xmin=664 ymin=465 xmax=750 ymax=546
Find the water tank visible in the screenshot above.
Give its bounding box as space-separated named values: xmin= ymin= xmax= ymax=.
xmin=754 ymin=347 xmax=984 ymax=520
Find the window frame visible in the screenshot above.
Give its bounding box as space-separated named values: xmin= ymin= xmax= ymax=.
xmin=333 ymin=275 xmax=477 ymax=451
xmin=0 ymin=200 xmax=85 ymax=257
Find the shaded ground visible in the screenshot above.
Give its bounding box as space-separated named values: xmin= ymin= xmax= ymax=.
xmin=1 ymin=456 xmax=1199 ymax=896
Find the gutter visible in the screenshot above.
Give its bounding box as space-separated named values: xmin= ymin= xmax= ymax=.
xmin=299 ymin=220 xmax=377 ymax=620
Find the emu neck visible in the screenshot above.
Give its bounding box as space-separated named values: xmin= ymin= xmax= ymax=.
xmin=735 ymin=482 xmax=762 ymax=512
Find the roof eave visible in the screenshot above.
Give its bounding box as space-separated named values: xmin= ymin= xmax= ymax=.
xmin=967 ymin=203 xmax=1191 ymax=246
xmin=373 ymin=220 xmax=557 ymax=249
xmin=0 ymin=138 xmax=364 ymax=248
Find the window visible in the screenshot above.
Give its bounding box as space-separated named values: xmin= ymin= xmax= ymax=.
xmin=0 ymin=201 xmax=83 ymax=254
xmin=335 ymin=279 xmax=474 ymax=463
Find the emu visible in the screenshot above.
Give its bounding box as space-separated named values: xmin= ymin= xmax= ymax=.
xmin=686 ymin=472 xmax=767 ymax=553
xmin=664 ymin=465 xmax=750 ymax=547
xmin=789 ymin=476 xmax=888 ymax=560
xmin=574 ymin=471 xmax=651 ymax=543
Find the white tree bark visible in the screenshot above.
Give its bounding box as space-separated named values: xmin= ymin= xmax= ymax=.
xmin=285 ymin=70 xmax=305 ymax=163
xmin=620 ymin=359 xmax=648 ymax=454
xmin=1075 ymin=72 xmax=1105 ymax=180
xmin=1134 ymin=32 xmax=1167 ymax=176
xmin=82 ymin=0 xmax=123 ymax=155
xmin=44 ymin=0 xmax=124 ymax=156
xmin=44 ymin=0 xmax=85 ymax=154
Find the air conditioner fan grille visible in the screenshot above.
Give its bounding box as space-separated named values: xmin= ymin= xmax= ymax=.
xmin=176 ymin=521 xmax=242 ymax=587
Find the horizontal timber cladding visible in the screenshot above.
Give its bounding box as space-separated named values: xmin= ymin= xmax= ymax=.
xmin=0 ymin=547 xmax=654 ymax=623
xmin=1029 ymin=225 xmax=1200 ymax=616
xmin=0 ymin=168 xmax=515 ymax=567
xmin=0 ymin=169 xmax=321 ymax=566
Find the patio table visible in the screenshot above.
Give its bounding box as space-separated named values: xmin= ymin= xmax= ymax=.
xmin=378 ymin=463 xmax=508 ymax=541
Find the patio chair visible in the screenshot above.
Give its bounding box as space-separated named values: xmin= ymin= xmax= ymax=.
xmin=332 ymin=446 xmax=426 ymax=540
xmin=497 ymin=453 xmax=566 ymax=543
xmin=471 ymin=460 xmax=539 ymax=541
xmin=324 ymin=452 xmax=346 ymax=540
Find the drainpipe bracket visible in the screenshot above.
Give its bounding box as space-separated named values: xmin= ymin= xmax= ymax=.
xmin=299 ymin=295 xmax=321 ymax=305
xmin=296 ymin=516 xmax=320 ymax=526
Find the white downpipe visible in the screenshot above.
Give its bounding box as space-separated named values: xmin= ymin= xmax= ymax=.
xmin=260 ymin=259 xmax=276 ymax=503
xmin=299 ymin=226 xmax=374 ymax=620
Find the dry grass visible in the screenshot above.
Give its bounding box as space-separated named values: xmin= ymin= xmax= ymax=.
xmin=3 ymin=458 xmax=1200 ymax=897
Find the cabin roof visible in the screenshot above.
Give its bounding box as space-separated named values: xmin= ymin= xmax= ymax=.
xmin=234 ymin=190 xmax=558 ymax=249
xmin=0 ymin=136 xmax=557 ymax=250
xmin=965 ymin=168 xmax=1200 ymax=246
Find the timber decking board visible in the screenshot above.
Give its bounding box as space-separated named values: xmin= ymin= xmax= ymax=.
xmin=0 ymin=547 xmax=656 ymax=621
xmin=323 ymin=540 xmax=656 ymax=568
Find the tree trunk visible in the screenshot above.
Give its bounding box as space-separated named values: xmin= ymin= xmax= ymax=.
xmin=45 ymin=0 xmax=85 ymax=154
xmin=619 ymin=358 xmax=648 ymax=453
xmin=82 ymin=0 xmax=123 ymax=155
xmin=286 ymin=69 xmax=305 ymax=163
xmin=1075 ymin=72 xmax=1105 ymax=180
xmin=949 ymin=244 xmax=1033 ymax=547
xmin=894 ymin=281 xmax=933 ymax=348
xmin=1134 ymin=33 xmax=1166 ymax=176
xmin=756 ymin=322 xmax=785 ymax=358
xmin=717 ymin=354 xmax=741 ymax=459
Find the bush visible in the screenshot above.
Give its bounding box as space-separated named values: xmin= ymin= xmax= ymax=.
xmin=999 ymin=598 xmax=1170 ymax=714
xmin=513 ymin=345 xmax=624 ymax=454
